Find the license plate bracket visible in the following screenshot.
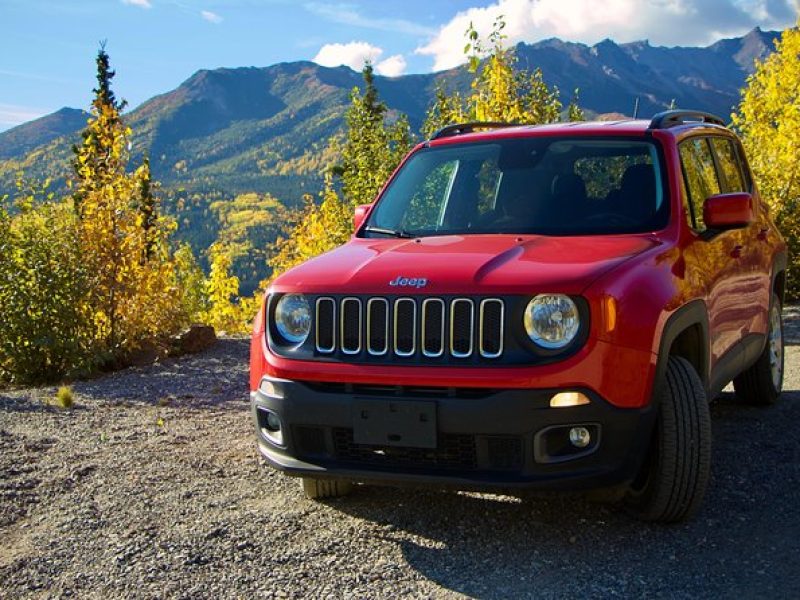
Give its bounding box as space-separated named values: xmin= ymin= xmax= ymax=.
xmin=352 ymin=399 xmax=437 ymax=449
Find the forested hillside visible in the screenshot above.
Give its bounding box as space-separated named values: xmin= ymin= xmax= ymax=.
xmin=1 ymin=20 xmax=797 ymax=385
xmin=0 ymin=28 xmax=778 ymax=203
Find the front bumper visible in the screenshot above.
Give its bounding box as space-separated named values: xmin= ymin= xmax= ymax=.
xmin=251 ymin=377 xmax=657 ymax=491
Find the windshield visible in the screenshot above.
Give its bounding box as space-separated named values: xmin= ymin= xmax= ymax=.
xmin=362 ymin=137 xmax=667 ymax=237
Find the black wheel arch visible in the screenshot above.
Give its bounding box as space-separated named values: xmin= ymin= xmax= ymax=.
xmin=654 ymin=300 xmax=710 ymax=396
xmin=771 ymin=252 xmax=787 ymax=305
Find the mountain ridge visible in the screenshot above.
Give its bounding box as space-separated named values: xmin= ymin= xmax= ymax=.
xmin=0 ymin=28 xmax=779 ymax=203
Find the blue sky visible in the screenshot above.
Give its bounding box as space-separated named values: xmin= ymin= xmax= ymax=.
xmin=1 ymin=0 xmax=797 ymax=131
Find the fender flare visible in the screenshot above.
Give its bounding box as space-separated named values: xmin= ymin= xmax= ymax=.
xmin=771 ymin=252 xmax=788 ymax=303
xmin=654 ymin=300 xmax=710 ymax=394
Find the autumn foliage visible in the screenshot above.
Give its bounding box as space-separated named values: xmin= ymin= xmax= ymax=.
xmin=3 ymin=20 xmax=796 ymax=383
xmin=270 ymin=19 xmax=579 ymax=280
xmin=268 ymin=64 xmax=413 ymax=276
xmin=733 ymin=21 xmax=800 ymax=299
xmin=0 ymin=47 xmax=202 ymax=383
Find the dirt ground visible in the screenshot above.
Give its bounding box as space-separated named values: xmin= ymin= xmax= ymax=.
xmin=1 ymin=308 xmax=798 ymax=599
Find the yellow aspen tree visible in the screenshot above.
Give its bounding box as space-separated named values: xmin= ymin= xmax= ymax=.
xmin=424 ymin=17 xmax=569 ymax=135
xmin=269 ymin=65 xmax=412 ymax=281
xmin=73 ymin=45 xmax=189 ymax=352
xmin=204 ymin=243 xmax=257 ymax=334
xmin=732 ymin=21 xmax=800 ymax=298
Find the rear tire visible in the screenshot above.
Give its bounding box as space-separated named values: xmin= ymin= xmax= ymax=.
xmin=301 ymin=478 xmax=353 ymax=500
xmin=626 ymin=356 xmax=712 ymax=523
xmin=734 ymin=295 xmax=783 ymax=405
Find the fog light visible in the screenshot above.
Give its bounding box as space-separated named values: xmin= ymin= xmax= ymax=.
xmin=569 ymin=426 xmax=591 ymax=448
xmin=550 ymin=392 xmax=590 ymax=408
xmin=258 ymin=408 xmax=284 ymax=446
xmin=266 ymin=412 xmax=281 ymax=432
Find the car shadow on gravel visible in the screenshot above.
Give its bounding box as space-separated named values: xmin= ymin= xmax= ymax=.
xmin=331 ymin=387 xmax=800 ymax=598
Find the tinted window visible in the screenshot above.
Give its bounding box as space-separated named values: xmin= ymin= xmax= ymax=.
xmin=734 ymin=141 xmax=754 ymax=190
xmin=679 ymin=138 xmax=721 ymax=232
xmin=710 ymin=137 xmax=745 ymax=193
xmin=402 ymin=160 xmax=459 ymax=230
xmin=574 ymin=154 xmax=651 ymax=201
xmin=364 ymin=138 xmax=667 ymax=237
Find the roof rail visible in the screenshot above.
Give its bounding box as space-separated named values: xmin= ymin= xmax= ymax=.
xmin=429 ymin=121 xmax=519 ymax=140
xmin=648 ymin=110 xmax=725 ymax=130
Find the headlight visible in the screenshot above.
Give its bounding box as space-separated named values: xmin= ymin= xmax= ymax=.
xmin=524 ymin=294 xmax=580 ymax=349
xmin=274 ymin=294 xmax=311 ymax=345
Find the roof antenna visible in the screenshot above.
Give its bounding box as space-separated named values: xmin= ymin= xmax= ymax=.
xmin=632 ymin=96 xmax=640 ymax=119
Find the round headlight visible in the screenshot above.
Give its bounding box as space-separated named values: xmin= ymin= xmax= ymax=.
xmin=524 ymin=294 xmax=580 ymax=349
xmin=274 ymin=294 xmax=311 ymax=345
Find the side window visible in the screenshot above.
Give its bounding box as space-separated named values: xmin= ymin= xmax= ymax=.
xmin=733 ymin=140 xmax=754 ymax=191
xmin=709 ymin=137 xmax=745 ymax=193
xmin=679 ymin=138 xmax=721 ymax=232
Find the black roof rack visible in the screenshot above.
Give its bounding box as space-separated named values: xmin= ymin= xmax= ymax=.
xmin=430 ymin=121 xmax=519 ymax=140
xmin=649 ymin=110 xmax=725 ymax=130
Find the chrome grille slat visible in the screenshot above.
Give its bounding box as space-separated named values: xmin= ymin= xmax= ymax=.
xmin=450 ymin=299 xmax=475 ymax=358
xmin=314 ymin=296 xmax=503 ymax=360
xmin=315 ymin=297 xmax=336 ymax=353
xmin=422 ymin=298 xmax=446 ymax=357
xmin=479 ymin=299 xmax=504 ymax=358
xmin=393 ymin=298 xmax=417 ymax=357
xmin=367 ymin=298 xmax=389 ymax=355
xmin=340 ymin=297 xmax=362 ymax=354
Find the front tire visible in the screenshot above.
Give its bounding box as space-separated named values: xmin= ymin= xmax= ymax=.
xmin=734 ymin=295 xmax=783 ymax=405
xmin=301 ymin=478 xmax=353 ymax=500
xmin=626 ymin=356 xmax=712 ymax=523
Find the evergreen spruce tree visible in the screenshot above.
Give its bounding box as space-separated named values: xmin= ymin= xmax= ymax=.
xmin=71 ymin=42 xmax=129 ymax=216
xmin=137 ymin=156 xmax=157 ymax=260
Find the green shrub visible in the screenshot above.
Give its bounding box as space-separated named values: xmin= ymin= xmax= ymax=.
xmin=0 ymin=199 xmax=98 ymax=384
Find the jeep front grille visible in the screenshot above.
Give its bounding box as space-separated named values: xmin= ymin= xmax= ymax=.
xmin=315 ymin=296 xmax=504 ymax=360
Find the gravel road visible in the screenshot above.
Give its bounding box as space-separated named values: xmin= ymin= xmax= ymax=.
xmin=1 ymin=308 xmax=799 ymax=599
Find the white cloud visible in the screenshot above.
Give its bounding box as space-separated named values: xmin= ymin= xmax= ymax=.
xmin=312 ymin=42 xmax=409 ymax=76
xmin=201 ymin=9 xmax=223 ymax=23
xmin=312 ymin=41 xmax=383 ymax=70
xmin=416 ymin=0 xmax=800 ymax=71
xmin=375 ymin=54 xmax=408 ymax=77
xmin=305 ymin=2 xmax=436 ymax=36
xmin=122 ymin=0 xmax=152 ymax=8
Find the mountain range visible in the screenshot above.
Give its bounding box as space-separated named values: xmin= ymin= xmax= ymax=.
xmin=0 ymin=27 xmax=779 ymax=206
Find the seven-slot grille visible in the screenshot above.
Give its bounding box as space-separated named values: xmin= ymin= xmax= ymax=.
xmin=315 ymin=296 xmax=504 ymax=360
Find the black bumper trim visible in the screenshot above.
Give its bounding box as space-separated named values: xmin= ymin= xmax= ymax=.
xmin=251 ymin=378 xmax=656 ymax=491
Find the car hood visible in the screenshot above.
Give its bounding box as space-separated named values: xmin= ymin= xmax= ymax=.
xmin=271 ymin=234 xmax=660 ymax=295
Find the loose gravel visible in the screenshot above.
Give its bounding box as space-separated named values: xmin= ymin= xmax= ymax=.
xmin=1 ymin=310 xmax=799 ymax=599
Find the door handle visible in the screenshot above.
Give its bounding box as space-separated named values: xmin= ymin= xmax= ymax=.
xmin=730 ymin=245 xmax=743 ymax=259
xmin=758 ymin=228 xmax=769 ymax=241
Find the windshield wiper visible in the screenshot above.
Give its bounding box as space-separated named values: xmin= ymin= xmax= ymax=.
xmin=363 ymin=225 xmax=414 ymax=238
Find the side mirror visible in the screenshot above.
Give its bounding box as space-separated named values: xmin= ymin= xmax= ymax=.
xmin=703 ymin=192 xmax=753 ymax=230
xmin=354 ymin=203 xmax=372 ymax=231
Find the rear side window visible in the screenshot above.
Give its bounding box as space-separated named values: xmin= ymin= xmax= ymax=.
xmin=709 ymin=137 xmax=745 ymax=193
xmin=679 ymin=138 xmax=721 ymax=232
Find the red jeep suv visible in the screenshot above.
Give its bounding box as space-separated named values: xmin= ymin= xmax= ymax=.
xmin=250 ymin=110 xmax=787 ymax=522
